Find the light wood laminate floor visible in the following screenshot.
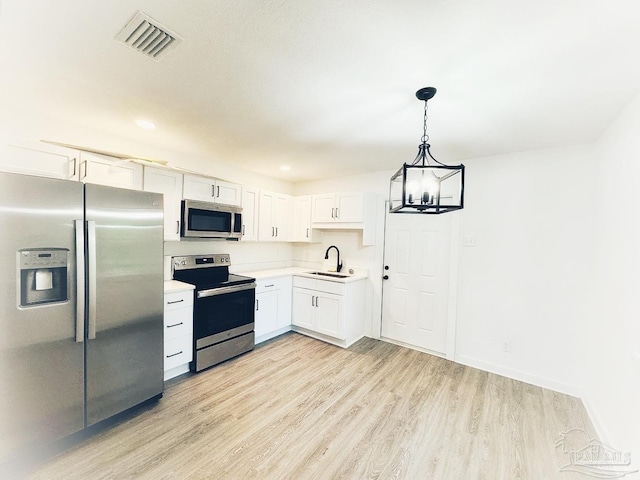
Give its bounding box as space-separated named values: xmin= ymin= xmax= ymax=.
xmin=25 ymin=333 xmax=595 ymax=479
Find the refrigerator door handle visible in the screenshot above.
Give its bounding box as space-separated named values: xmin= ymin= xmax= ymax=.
xmin=75 ymin=220 xmax=85 ymax=343
xmin=87 ymin=220 xmax=97 ymax=340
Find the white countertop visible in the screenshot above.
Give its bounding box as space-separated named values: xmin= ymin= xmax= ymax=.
xmin=241 ymin=267 xmax=368 ymax=284
xmin=164 ymin=280 xmax=195 ymax=293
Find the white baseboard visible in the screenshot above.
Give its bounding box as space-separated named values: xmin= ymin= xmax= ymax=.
xmin=575 ymin=391 xmax=611 ymax=445
xmin=454 ymin=354 xmax=581 ymax=398
xmin=256 ymin=326 xmax=291 ymax=345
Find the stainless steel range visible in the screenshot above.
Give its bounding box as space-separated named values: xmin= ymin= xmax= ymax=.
xmin=171 ymin=254 xmax=256 ymax=372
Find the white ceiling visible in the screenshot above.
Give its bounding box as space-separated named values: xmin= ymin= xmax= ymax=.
xmin=1 ymin=0 xmax=639 ymax=182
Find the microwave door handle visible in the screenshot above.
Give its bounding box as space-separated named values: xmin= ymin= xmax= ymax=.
xmin=87 ymin=220 xmax=97 ymax=340
xmin=75 ymin=220 xmax=85 ymax=343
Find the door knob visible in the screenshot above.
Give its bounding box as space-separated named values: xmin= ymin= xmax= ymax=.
xmin=383 ymin=275 xmax=389 ymax=280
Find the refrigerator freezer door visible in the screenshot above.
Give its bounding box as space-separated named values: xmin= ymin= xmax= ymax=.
xmin=84 ymin=184 xmax=164 ymax=426
xmin=0 ymin=172 xmax=84 ymax=464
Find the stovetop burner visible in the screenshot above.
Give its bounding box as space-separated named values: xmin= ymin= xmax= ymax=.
xmin=171 ymin=254 xmax=255 ymax=289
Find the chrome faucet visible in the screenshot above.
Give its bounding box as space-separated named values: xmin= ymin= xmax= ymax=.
xmin=324 ymin=245 xmax=343 ymax=272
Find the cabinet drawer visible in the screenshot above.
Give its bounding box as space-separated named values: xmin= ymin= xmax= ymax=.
xmin=164 ymin=335 xmax=193 ymax=371
xmin=293 ymin=276 xmax=344 ymax=295
xmin=293 ymin=275 xmax=316 ymax=290
xmin=164 ymin=309 xmax=192 ymax=341
xmin=255 ymin=277 xmax=285 ymax=294
xmin=164 ymin=290 xmax=194 ymax=312
xmin=315 ymin=279 xmax=345 ymax=295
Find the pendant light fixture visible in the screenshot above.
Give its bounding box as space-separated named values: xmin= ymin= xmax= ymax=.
xmin=389 ymin=87 xmax=465 ymax=214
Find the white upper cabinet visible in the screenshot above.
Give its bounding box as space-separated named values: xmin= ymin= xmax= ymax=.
xmin=292 ymin=195 xmax=321 ymax=243
xmin=216 ymin=179 xmax=242 ymax=206
xmin=335 ymin=192 xmax=364 ymax=222
xmin=241 ymin=186 xmax=259 ymax=241
xmin=182 ymin=174 xmax=241 ymax=206
xmin=79 ymin=152 xmax=143 ymax=190
xmin=143 ymin=166 xmax=184 ymax=241
xmin=310 ymin=191 xmax=377 ymax=246
xmin=1 ymin=140 xmax=80 ymax=180
xmin=258 ymin=191 xmax=291 ymax=242
xmin=311 ymin=193 xmax=337 ymax=223
xmin=311 ymin=192 xmax=364 ymax=224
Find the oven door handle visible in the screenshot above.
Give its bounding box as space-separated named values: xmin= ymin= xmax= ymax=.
xmin=197 ymin=282 xmax=257 ymax=298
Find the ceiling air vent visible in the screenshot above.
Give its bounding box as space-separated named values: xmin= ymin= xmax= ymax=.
xmin=116 ymin=11 xmax=183 ymax=61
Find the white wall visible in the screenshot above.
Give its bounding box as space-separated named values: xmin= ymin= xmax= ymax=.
xmin=586 ymin=92 xmax=640 ymax=462
xmin=454 ymin=144 xmax=597 ymax=395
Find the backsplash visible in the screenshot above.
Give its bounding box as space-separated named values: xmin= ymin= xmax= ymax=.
xmin=163 ymin=240 xmax=294 ymax=279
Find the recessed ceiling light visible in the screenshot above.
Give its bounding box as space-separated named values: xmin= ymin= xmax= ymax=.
xmin=280 ymin=165 xmax=291 ymax=172
xmin=136 ymin=119 xmax=156 ymax=130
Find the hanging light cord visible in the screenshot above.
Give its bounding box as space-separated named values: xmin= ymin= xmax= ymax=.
xmin=412 ymin=100 xmax=447 ymax=167
xmin=421 ymin=101 xmax=429 ymax=144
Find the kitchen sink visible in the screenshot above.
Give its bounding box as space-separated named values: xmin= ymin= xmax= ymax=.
xmin=308 ymin=271 xmax=349 ymax=279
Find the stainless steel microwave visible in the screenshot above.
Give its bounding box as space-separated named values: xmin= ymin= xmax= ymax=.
xmin=181 ymin=200 xmax=242 ymax=239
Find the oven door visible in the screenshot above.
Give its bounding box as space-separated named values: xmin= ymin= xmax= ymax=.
xmin=194 ymin=283 xmax=256 ymax=349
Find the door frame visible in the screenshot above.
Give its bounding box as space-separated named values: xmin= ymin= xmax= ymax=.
xmin=377 ymin=202 xmax=461 ymax=360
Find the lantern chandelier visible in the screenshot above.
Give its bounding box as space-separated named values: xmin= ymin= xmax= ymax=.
xmin=389 ymin=87 xmax=465 ymax=214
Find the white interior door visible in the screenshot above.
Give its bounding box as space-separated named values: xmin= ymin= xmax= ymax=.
xmin=381 ymin=210 xmax=453 ymax=355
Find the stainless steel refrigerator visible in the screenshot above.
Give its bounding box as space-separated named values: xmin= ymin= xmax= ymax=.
xmin=0 ymin=171 xmax=164 ymax=466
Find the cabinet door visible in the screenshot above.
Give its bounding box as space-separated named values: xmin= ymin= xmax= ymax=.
xmin=255 ymin=290 xmax=279 ymax=337
xmin=1 ymin=140 xmax=79 ymax=180
xmin=258 ymin=191 xmax=275 ymax=241
xmin=80 ymin=152 xmax=143 ymax=190
xmin=215 ymin=179 xmax=242 ymax=206
xmin=335 ymin=193 xmax=363 ymax=223
xmin=311 ymin=193 xmax=336 ymax=223
xmin=292 ymin=288 xmax=315 ymax=329
xmin=315 ymin=292 xmax=343 ymax=338
xmin=277 ymin=277 xmax=293 ymax=328
xmin=273 ymin=193 xmax=291 ymax=241
xmin=293 ymin=196 xmax=312 ymax=242
xmin=241 ymin=187 xmax=259 ymax=241
xmin=143 ymin=167 xmax=183 ymax=240
xmin=183 ymin=174 xmax=215 ymax=202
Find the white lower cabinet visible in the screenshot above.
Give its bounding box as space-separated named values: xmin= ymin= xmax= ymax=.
xmin=164 ymin=288 xmax=194 ymax=380
xmin=254 ymin=276 xmax=292 ymax=344
xmin=291 ymin=276 xmax=365 ymax=348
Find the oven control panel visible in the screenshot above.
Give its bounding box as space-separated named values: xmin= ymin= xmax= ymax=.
xmin=172 ymin=254 xmax=231 ymax=271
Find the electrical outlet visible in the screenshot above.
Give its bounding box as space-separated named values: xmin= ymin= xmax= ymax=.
xmin=501 ymin=341 xmax=512 ymax=353
xmin=462 ymin=235 xmax=477 ymax=247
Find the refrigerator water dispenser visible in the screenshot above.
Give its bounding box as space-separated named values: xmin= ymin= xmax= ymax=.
xmin=18 ymin=248 xmax=69 ymax=307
